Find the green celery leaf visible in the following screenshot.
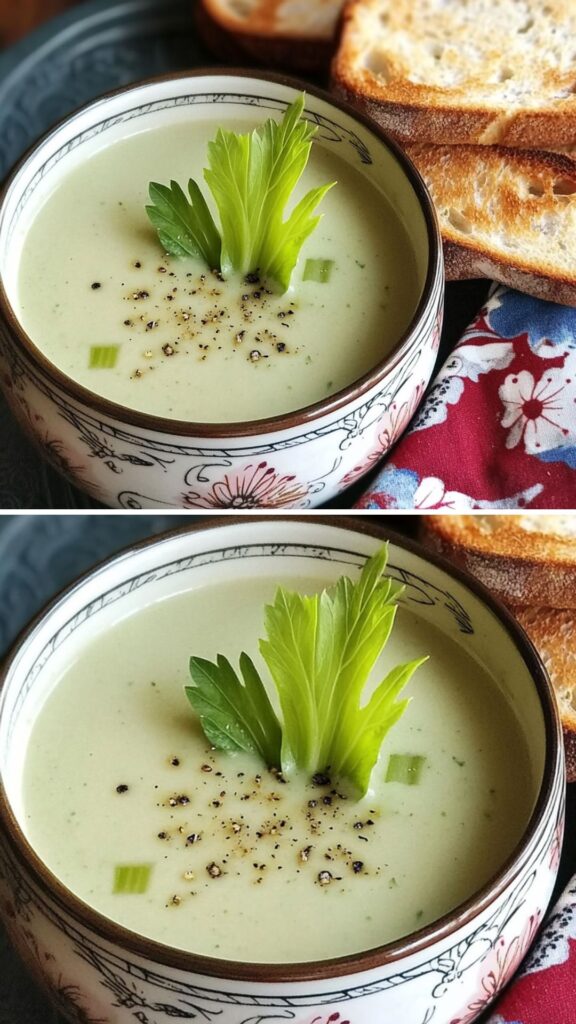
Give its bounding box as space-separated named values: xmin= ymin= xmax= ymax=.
xmin=259 ymin=183 xmax=334 ymax=292
xmin=146 ymin=179 xmax=221 ymax=267
xmin=335 ymin=659 xmax=428 ymax=795
xmin=203 ymin=95 xmax=335 ymax=290
xmin=185 ymin=544 xmax=427 ymax=798
xmin=259 ymin=545 xmax=426 ymax=795
xmin=185 ymin=653 xmax=282 ymax=768
xmin=203 ymin=128 xmax=251 ymax=278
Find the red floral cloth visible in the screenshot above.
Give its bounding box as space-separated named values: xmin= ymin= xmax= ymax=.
xmin=356 ymin=287 xmax=576 ymax=509
xmin=484 ymin=878 xmax=576 ymax=1024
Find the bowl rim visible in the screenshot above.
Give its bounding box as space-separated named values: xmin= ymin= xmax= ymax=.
xmin=0 ymin=68 xmax=442 ymax=439
xmin=0 ymin=515 xmax=562 ymax=983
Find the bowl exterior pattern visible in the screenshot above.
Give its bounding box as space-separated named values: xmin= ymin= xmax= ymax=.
xmin=0 ymin=302 xmax=441 ymax=509
xmin=0 ymin=80 xmax=443 ymax=509
xmin=0 ymin=529 xmax=564 ymax=1024
xmin=0 ymin=768 xmax=564 ymax=1024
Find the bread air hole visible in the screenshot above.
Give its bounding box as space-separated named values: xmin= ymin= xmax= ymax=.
xmin=553 ymin=178 xmax=576 ymax=196
xmin=364 ymin=50 xmax=391 ymax=81
xmin=528 ymin=182 xmax=545 ymax=197
xmin=429 ymin=42 xmax=444 ymax=60
xmin=497 ymin=66 xmax=514 ymax=82
xmin=518 ymin=17 xmax=534 ymax=33
xmin=448 ymin=208 xmax=473 ymax=234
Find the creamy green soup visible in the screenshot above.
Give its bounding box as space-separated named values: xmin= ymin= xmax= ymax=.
xmin=22 ymin=574 xmax=533 ymax=963
xmin=17 ymin=121 xmax=420 ymax=422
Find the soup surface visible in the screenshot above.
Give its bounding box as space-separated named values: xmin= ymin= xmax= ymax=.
xmin=17 ymin=120 xmax=420 ymax=422
xmin=23 ymin=575 xmax=533 ymax=962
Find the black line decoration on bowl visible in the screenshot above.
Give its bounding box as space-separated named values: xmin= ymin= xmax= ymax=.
xmin=0 ymin=68 xmax=444 ymax=509
xmin=4 ymin=94 xmax=374 ymax=247
xmin=7 ymin=541 xmax=478 ymax=741
xmin=0 ymin=802 xmax=561 ymax=1023
xmin=0 ymin=322 xmax=436 ymax=507
xmin=0 ymin=530 xmax=563 ymax=1024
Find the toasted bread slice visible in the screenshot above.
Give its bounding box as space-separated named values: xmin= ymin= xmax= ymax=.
xmin=196 ymin=0 xmax=341 ymax=72
xmin=420 ymin=515 xmax=576 ymax=608
xmin=513 ymin=606 xmax=576 ymax=782
xmin=332 ymin=0 xmax=576 ymax=148
xmin=401 ymin=144 xmax=576 ymax=306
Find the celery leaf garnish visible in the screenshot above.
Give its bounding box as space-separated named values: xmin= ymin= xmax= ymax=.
xmin=185 ymin=653 xmax=282 ymax=768
xmin=261 ymin=545 xmax=426 ymax=795
xmin=146 ymin=180 xmax=221 ymax=267
xmin=146 ymin=95 xmax=335 ymax=291
xmin=186 ymin=545 xmax=426 ymax=798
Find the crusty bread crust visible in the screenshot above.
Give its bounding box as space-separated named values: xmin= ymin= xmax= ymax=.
xmin=196 ymin=0 xmax=338 ymax=72
xmin=420 ymin=516 xmax=576 ymax=780
xmin=420 ymin=516 xmax=576 ymax=609
xmin=332 ymin=0 xmax=576 ymax=147
xmin=441 ymin=241 xmax=576 ymax=308
xmin=332 ymin=78 xmax=576 ymax=149
xmin=400 ymin=144 xmax=576 ymax=306
xmin=513 ymin=606 xmax=576 ymax=783
xmin=331 ymin=77 xmax=507 ymax=147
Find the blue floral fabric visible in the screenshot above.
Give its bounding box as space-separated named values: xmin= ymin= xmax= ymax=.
xmin=357 ymin=286 xmax=576 ymax=509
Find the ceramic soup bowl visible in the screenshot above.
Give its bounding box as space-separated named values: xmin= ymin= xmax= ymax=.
xmin=0 ymin=516 xmax=565 ymax=1024
xmin=0 ymin=71 xmax=443 ymax=509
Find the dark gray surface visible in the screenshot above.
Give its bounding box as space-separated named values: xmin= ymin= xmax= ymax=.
xmin=0 ymin=514 xmax=197 ymax=653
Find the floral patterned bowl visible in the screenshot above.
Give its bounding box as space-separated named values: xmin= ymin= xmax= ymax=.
xmin=0 ymin=516 xmax=565 ymax=1024
xmin=0 ymin=71 xmax=443 ymax=509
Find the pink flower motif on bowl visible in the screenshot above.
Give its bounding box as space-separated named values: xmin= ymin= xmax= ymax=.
xmin=341 ymin=382 xmax=425 ymax=486
xmin=450 ymin=914 xmax=541 ymax=1024
xmin=309 ymin=1013 xmax=351 ymax=1024
xmin=182 ymin=460 xmax=310 ymax=509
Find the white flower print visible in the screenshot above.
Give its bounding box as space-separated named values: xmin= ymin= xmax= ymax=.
xmin=411 ymin=476 xmax=544 ymax=511
xmin=413 ymin=477 xmax=475 ymax=509
xmin=412 ymin=341 xmax=514 ymax=433
xmin=499 ymin=368 xmax=576 ymax=453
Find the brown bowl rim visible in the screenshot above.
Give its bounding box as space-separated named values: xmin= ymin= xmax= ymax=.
xmin=0 ymin=514 xmax=562 ymax=983
xmin=0 ymin=68 xmax=442 ymax=439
